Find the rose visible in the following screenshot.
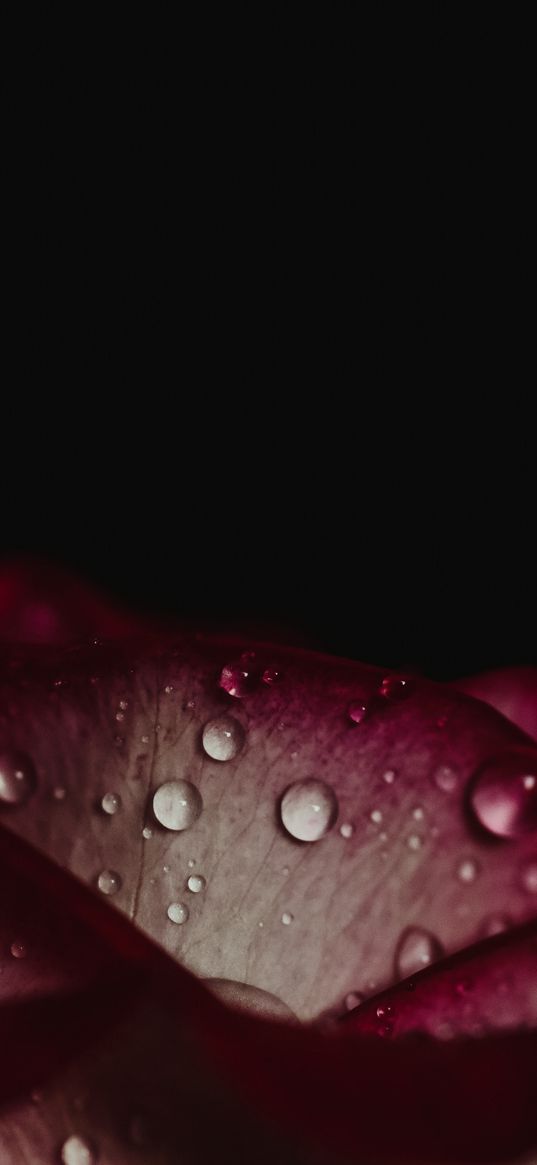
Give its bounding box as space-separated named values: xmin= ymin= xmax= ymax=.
xmin=1 ymin=562 xmax=537 ymax=1164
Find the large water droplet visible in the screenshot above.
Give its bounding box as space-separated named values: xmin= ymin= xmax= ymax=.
xmin=0 ymin=750 xmax=37 ymax=806
xmin=60 ymin=1134 xmax=97 ymax=1165
xmin=167 ymin=902 xmax=189 ymax=924
xmin=202 ymin=716 xmax=245 ymax=761
xmin=152 ymin=780 xmax=202 ymax=831
xmin=395 ymin=926 xmax=443 ymax=979
xmin=378 ymin=675 xmax=413 ymax=701
xmin=97 ymin=870 xmax=122 ymax=896
xmin=469 ymin=749 xmax=537 ymax=839
xmin=187 ymin=874 xmax=206 ymax=893
xmin=219 ymin=654 xmax=257 ymax=698
xmin=280 ymin=778 xmax=338 ymax=842
xmin=205 ymin=979 xmax=295 ymax=1019
xmin=101 ymin=792 xmax=121 ymax=815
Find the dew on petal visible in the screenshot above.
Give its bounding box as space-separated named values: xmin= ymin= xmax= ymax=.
xmin=521 ymin=861 xmax=537 ymax=894
xmin=370 ymin=809 xmax=383 ymax=825
xmin=202 ymin=716 xmax=245 ymax=762
xmin=205 ymin=978 xmax=295 ymax=1019
xmin=280 ymin=778 xmax=338 ymax=842
xmin=60 ymin=1134 xmax=97 ymax=1165
xmin=10 ymin=941 xmax=27 ymax=959
xmin=142 ymin=826 xmax=153 ymax=839
xmin=281 ymin=911 xmax=293 ymax=925
xmin=457 ymin=858 xmax=479 ymax=884
xmin=187 ymin=874 xmax=206 ymax=893
xmin=347 ymin=701 xmax=368 ymax=725
xmin=432 ymin=764 xmax=459 ymax=793
xmin=395 ymin=926 xmax=443 ymax=979
xmin=412 ymin=806 xmax=425 ymax=821
xmin=0 ymin=750 xmax=37 ymax=806
xmin=378 ymin=675 xmax=413 ymax=701
xmin=152 ymin=780 xmax=202 ymax=831
xmin=407 ymin=834 xmax=422 ymax=851
xmin=219 ymin=656 xmax=257 ymax=698
xmin=262 ymin=667 xmax=282 ymax=685
xmin=167 ymin=902 xmax=189 ymax=924
xmin=345 ymin=991 xmax=364 ymax=1011
xmin=118 ymin=699 xmax=128 ymax=710
xmin=482 ymin=913 xmax=511 ymax=937
xmin=97 ymin=869 xmax=122 ymax=896
xmin=53 ymin=786 xmax=67 ymax=801
xmin=164 ymin=684 xmax=174 ymax=694
xmin=340 ymin=822 xmax=354 ymax=838
xmin=382 ymin=769 xmax=396 ymax=784
xmin=469 ymin=749 xmax=537 ymax=840
xmin=101 ymin=792 xmax=121 ymax=815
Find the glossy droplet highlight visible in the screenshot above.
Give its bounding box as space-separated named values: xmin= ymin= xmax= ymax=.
xmin=395 ymin=927 xmax=443 ymax=979
xmin=370 ymin=809 xmax=383 ymax=825
xmin=10 ymin=941 xmax=27 ymax=959
xmin=379 ymin=675 xmax=413 ymax=701
xmin=97 ymin=870 xmax=122 ymax=896
xmin=167 ymin=902 xmax=189 ymax=924
xmin=202 ymin=716 xmax=245 ymax=761
xmin=153 ymin=780 xmax=202 ymax=831
xmin=262 ymin=667 xmax=281 ymax=685
xmin=340 ymin=822 xmax=354 ymax=838
xmin=0 ymin=750 xmax=37 ymax=806
xmin=101 ymin=792 xmax=121 ymax=815
xmin=60 ymin=1134 xmax=97 ymax=1165
xmin=142 ymin=826 xmax=153 ymax=839
xmin=469 ymin=749 xmax=537 ymax=840
xmin=345 ymin=991 xmax=364 ymax=1011
xmin=457 ymin=858 xmax=479 ymax=883
xmin=219 ymin=654 xmax=257 ymax=698
xmin=187 ymin=874 xmax=206 ymax=893
xmin=433 ymin=764 xmax=459 ymax=793
xmin=407 ymin=834 xmax=422 ymax=851
xmin=281 ymin=911 xmax=293 ymax=925
xmin=348 ymin=701 xmax=367 ymax=724
xmin=280 ymin=778 xmax=338 ymax=842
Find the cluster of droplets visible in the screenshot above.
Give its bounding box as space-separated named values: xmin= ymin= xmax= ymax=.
xmin=219 ymin=652 xmax=282 ymax=698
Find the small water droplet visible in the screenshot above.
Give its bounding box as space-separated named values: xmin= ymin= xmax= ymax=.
xmin=412 ymin=806 xmax=425 ymax=821
xmin=60 ymin=1134 xmax=97 ymax=1165
xmin=164 ymin=684 xmax=174 ymax=694
xmin=115 ymin=711 xmax=125 ymax=722
xmin=141 ymin=734 xmax=149 ymax=745
xmin=10 ymin=941 xmax=27 ymax=959
xmin=282 ymin=865 xmax=290 ymax=875
xmin=281 ymin=911 xmax=293 ymax=925
xmin=469 ymin=749 xmax=537 ymax=840
xmin=187 ymin=858 xmax=196 ymax=868
xmin=101 ymin=792 xmax=121 ymax=816
xmin=118 ymin=699 xmax=128 ymax=710
xmin=53 ymin=786 xmax=67 ymax=801
xmin=162 ymin=864 xmax=170 ymax=874
xmin=219 ymin=657 xmax=257 ymax=698
xmin=258 ymin=920 xmax=264 ymax=927
xmin=262 ymin=667 xmax=281 ymax=685
xmin=142 ymin=826 xmax=153 ymax=839
xmin=152 ymin=780 xmax=203 ymax=831
xmin=344 ymin=991 xmax=364 ymax=1011
xmin=187 ymin=874 xmax=206 ymax=893
xmin=340 ymin=822 xmax=354 ymax=838
xmin=379 ymin=675 xmax=413 ymax=701
xmin=395 ymin=927 xmax=443 ymax=978
xmin=482 ymin=913 xmax=511 ymax=937
xmin=433 ymin=764 xmax=459 ymax=793
xmin=521 ymin=861 xmax=537 ymax=894
xmin=382 ymin=769 xmax=396 ymax=784
xmin=202 ymin=715 xmax=245 ymax=762
xmin=280 ymin=778 xmax=338 ymax=842
xmin=407 ymin=834 xmax=422 ymax=851
xmin=167 ymin=902 xmax=189 ymax=924
xmin=347 ymin=701 xmax=368 ymax=725
xmin=0 ymin=750 xmax=37 ymax=806
xmin=370 ymin=809 xmax=383 ymax=825
xmin=457 ymin=858 xmax=479 ymax=884
xmin=97 ymin=869 xmax=122 ymax=896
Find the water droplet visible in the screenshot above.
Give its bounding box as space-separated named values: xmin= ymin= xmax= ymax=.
xmin=348 ymin=701 xmax=368 ymax=724
xmin=457 ymin=858 xmax=479 ymax=884
xmin=370 ymin=809 xmax=383 ymax=825
xmin=162 ymin=864 xmax=170 ymax=873
xmin=0 ymin=750 xmax=37 ymax=806
xmin=187 ymin=874 xmax=206 ymax=893
xmin=280 ymin=778 xmax=338 ymax=842
xmin=412 ymin=806 xmax=425 ymax=821
xmin=205 ymin=978 xmax=295 ymax=1019
xmin=97 ymin=869 xmax=122 ymax=896
xmin=340 ymin=822 xmax=354 ymax=838
xmin=379 ymin=675 xmax=413 ymax=701
xmin=141 ymin=734 xmax=149 ymax=745
xmin=344 ymin=991 xmax=364 ymax=1011
xmin=142 ymin=826 xmax=153 ymax=839
xmin=101 ymin=792 xmax=121 ymax=815
xmin=119 ymin=699 xmax=128 ymax=710
xmin=262 ymin=667 xmax=281 ymax=685
xmin=60 ymin=1134 xmax=97 ymax=1165
xmin=395 ymin=927 xmax=443 ymax=978
xmin=281 ymin=911 xmax=293 ymax=925
xmin=53 ymin=786 xmax=67 ymax=801
xmin=202 ymin=715 xmax=245 ymax=762
xmin=152 ymin=780 xmax=202 ymax=831
xmin=187 ymin=858 xmax=196 ymax=868
xmin=433 ymin=764 xmax=459 ymax=793
xmin=407 ymin=834 xmax=422 ymax=851
xmin=382 ymin=769 xmax=396 ymax=784
xmin=521 ymin=861 xmax=537 ymax=893
xmin=219 ymin=656 xmax=257 ymax=698
xmin=282 ymin=865 xmax=290 ymax=875
xmin=469 ymin=749 xmax=537 ymax=840
xmin=376 ymin=1004 xmax=393 ymax=1019
xmin=115 ymin=711 xmax=125 ymax=722
xmin=10 ymin=941 xmax=27 ymax=959
xmin=164 ymin=684 xmax=174 ymax=694
xmin=482 ymin=913 xmax=511 ymax=937
xmin=167 ymin=902 xmax=189 ymax=924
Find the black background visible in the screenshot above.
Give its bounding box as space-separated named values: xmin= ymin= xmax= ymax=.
xmin=2 ymin=10 xmax=533 ymax=679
